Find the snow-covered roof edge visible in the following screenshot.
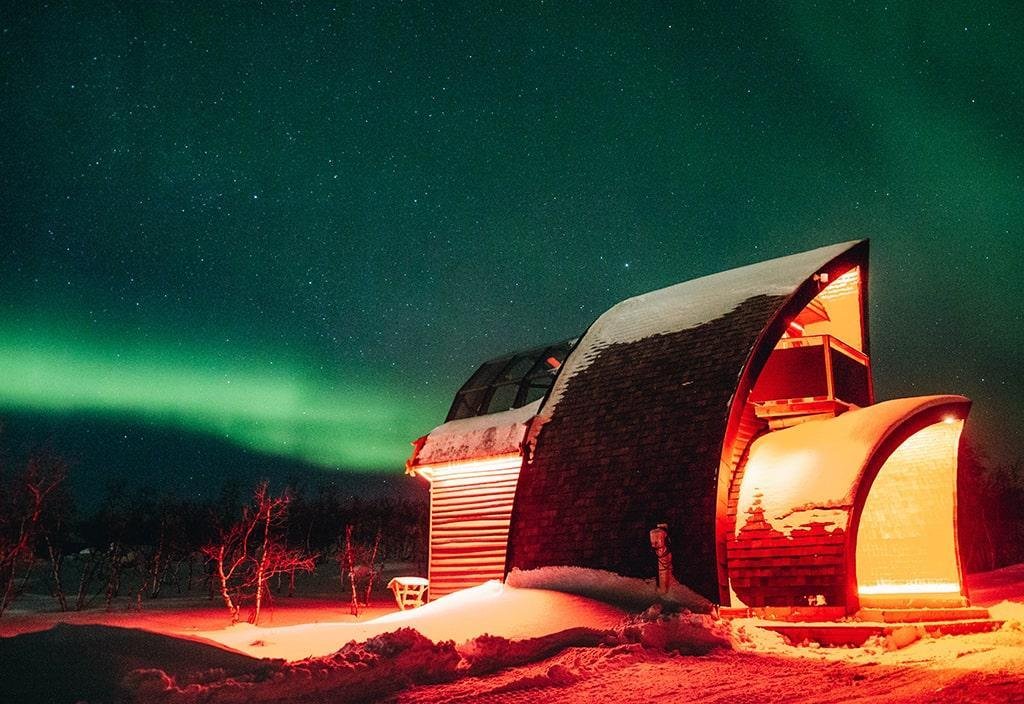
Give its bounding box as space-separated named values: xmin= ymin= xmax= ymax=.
xmin=412 ymin=399 xmax=541 ymax=466
xmin=540 ymin=240 xmax=865 ymax=415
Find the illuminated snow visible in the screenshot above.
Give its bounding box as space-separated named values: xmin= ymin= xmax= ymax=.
xmin=4 ymin=563 xmax=1024 ymax=703
xmin=735 ymin=395 xmax=968 ymax=537
xmin=415 ymin=399 xmax=540 ymax=465
xmin=506 ymin=565 xmax=713 ymax=613
xmin=196 ymin=580 xmax=626 ymax=661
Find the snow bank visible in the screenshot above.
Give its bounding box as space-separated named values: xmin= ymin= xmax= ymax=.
xmin=967 ymin=563 xmax=1024 ymax=607
xmin=129 ymin=628 xmax=462 ymax=704
xmin=989 ymin=600 xmax=1024 ymax=630
xmin=616 ymin=606 xmax=730 ymax=655
xmin=0 ymin=623 xmax=270 ymax=704
xmin=506 ymin=565 xmax=713 ymax=613
xmin=196 ymin=580 xmax=626 ymax=660
xmin=728 ymin=620 xmax=794 ymax=654
xmin=460 ymin=627 xmax=609 ymax=675
xmin=127 ymin=609 xmax=733 ymax=702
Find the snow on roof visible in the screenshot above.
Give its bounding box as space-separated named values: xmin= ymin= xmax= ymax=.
xmin=736 ymin=395 xmax=969 ymax=537
xmin=542 ymin=240 xmax=863 ymax=413
xmin=196 ymin=580 xmax=627 ymax=661
xmin=414 ymin=399 xmax=540 ymax=465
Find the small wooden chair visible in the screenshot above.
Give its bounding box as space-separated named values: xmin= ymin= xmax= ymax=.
xmin=387 ymin=576 xmax=429 ymax=610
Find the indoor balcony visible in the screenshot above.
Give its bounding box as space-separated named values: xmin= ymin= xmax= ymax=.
xmin=749 ymin=334 xmax=874 ymax=429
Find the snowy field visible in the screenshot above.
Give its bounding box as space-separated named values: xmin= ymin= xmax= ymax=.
xmin=1 ymin=565 xmax=1023 ymax=703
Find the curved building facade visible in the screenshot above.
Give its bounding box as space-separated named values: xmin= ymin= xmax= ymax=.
xmin=408 ymin=240 xmax=972 ymax=613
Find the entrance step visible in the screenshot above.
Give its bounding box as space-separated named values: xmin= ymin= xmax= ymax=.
xmin=752 ymin=618 xmax=1002 ymax=647
xmin=719 ymin=605 xmax=846 ymax=622
xmin=855 ymin=607 xmax=991 ymax=623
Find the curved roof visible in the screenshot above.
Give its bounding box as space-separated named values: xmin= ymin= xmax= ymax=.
xmin=541 ymin=240 xmax=863 ymax=415
xmin=736 ymin=395 xmax=970 ymax=538
xmin=507 ymin=240 xmax=869 ymax=601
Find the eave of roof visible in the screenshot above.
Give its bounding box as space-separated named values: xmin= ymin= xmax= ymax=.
xmin=411 ymin=399 xmax=540 ymax=467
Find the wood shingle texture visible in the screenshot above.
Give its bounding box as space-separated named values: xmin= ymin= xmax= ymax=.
xmin=506 ymin=241 xmax=866 ymax=602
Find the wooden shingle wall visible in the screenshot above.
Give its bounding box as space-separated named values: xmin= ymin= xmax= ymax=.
xmin=507 ymin=295 xmax=787 ymax=601
xmin=727 ymin=504 xmax=848 ymax=607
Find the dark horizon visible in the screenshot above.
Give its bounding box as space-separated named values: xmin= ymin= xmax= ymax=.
xmin=0 ymin=409 xmax=424 ymax=513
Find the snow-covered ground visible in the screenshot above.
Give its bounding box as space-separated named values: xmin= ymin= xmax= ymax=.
xmin=2 ymin=565 xmax=1023 ymax=703
xmin=196 ymin=579 xmax=628 ymax=660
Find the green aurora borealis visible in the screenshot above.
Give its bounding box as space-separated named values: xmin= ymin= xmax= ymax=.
xmin=1 ymin=2 xmax=1022 ymax=495
xmin=0 ymin=325 xmax=434 ymax=470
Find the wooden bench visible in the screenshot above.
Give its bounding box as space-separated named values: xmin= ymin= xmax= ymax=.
xmin=388 ymin=576 xmax=429 ymax=610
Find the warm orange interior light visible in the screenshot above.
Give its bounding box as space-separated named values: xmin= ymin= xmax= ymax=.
xmin=858 ymin=582 xmax=960 ymax=595
xmin=796 ymin=266 xmax=864 ymax=351
xmin=855 ymin=420 xmax=964 ymax=602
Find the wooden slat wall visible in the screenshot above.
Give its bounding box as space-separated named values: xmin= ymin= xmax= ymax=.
xmin=719 ymin=402 xmax=768 ymax=602
xmin=426 ymin=456 xmax=523 ymax=600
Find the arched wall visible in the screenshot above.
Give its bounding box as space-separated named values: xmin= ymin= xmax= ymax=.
xmin=502 ymin=239 xmax=870 ymax=603
xmin=854 ymin=419 xmax=963 ymax=605
xmin=727 ymin=396 xmax=970 ymax=611
xmin=843 ymin=401 xmax=971 ymax=609
xmin=716 ymin=241 xmax=870 ymax=603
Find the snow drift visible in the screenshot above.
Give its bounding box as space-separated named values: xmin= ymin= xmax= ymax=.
xmin=506 ymin=565 xmax=713 ymax=612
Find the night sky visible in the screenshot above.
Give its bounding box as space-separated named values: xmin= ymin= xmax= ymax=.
xmin=1 ymin=2 xmax=1021 ymax=502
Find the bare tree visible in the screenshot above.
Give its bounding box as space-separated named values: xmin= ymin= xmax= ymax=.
xmin=202 ymin=482 xmax=316 ymax=624
xmin=0 ymin=455 xmax=66 ymax=617
xmin=363 ymin=530 xmax=383 ymax=606
xmin=342 ymin=525 xmax=360 ymax=616
xmin=339 ymin=525 xmax=385 ymax=616
xmin=39 ymin=475 xmax=74 ymax=612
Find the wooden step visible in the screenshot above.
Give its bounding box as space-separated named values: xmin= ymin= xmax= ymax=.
xmin=755 ymin=618 xmax=1002 ymax=648
xmin=855 ymin=607 xmax=991 ymax=623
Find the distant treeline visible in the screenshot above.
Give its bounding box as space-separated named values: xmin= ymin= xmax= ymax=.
xmin=0 ymin=454 xmax=427 ymax=618
xmin=958 ymin=442 xmax=1024 ymax=573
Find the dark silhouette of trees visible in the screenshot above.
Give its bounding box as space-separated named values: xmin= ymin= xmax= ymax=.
xmin=0 ymin=450 xmax=428 ymax=619
xmin=958 ymin=440 xmax=1024 ymax=572
xmin=0 ymin=454 xmax=67 ymax=617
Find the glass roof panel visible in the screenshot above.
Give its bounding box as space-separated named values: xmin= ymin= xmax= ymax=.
xmin=445 ymin=337 xmax=577 ymax=422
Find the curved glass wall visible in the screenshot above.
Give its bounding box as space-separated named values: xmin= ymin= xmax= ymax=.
xmin=446 ymin=338 xmax=576 ymax=421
